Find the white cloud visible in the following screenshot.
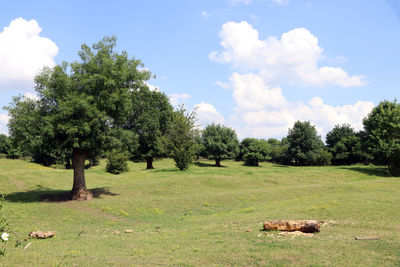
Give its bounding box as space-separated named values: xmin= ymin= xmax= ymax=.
xmin=210 ymin=21 xmax=366 ymax=87
xmin=0 ymin=18 xmax=58 ymax=88
xmin=24 ymin=92 xmax=39 ymax=101
xmin=169 ymin=93 xmax=191 ymax=107
xmin=214 ymin=81 xmax=230 ymax=89
xmin=146 ymin=82 xmax=159 ymax=92
xmin=194 ymin=102 xmax=225 ymax=128
xmin=228 ymin=0 xmax=252 ymax=6
xmin=225 ymin=72 xmax=374 ymax=139
xmin=0 ymin=113 xmax=10 ymax=135
xmin=201 ymin=11 xmax=210 ymax=20
xmin=230 ymin=72 xmax=287 ymax=110
xmin=270 ymin=0 xmax=288 ymax=5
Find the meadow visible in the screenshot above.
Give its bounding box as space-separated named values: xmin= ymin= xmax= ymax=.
xmin=0 ymin=158 xmax=399 ymax=266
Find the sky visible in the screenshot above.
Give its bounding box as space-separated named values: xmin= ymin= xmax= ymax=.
xmin=1 ymin=0 xmax=400 ymax=139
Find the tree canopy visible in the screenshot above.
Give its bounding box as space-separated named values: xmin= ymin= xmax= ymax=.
xmin=7 ymin=36 xmax=151 ymax=199
xmin=326 ymin=124 xmax=368 ymax=165
xmin=285 ymin=121 xmax=331 ymax=166
xmin=363 ymin=100 xmax=400 ymax=176
xmin=165 ymin=105 xmax=199 ymax=170
xmin=126 ymin=86 xmax=173 ymax=169
xmin=239 ymin=138 xmax=270 ymax=166
xmin=201 ymin=124 xmax=239 ymax=167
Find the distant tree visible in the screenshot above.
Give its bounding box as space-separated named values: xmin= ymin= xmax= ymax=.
xmin=240 ymin=138 xmax=270 ymax=166
xmin=363 ymin=100 xmax=400 ymax=176
xmin=6 ymin=96 xmax=67 ymax=165
xmin=126 ymin=87 xmax=173 ymax=169
xmin=165 ymin=105 xmax=199 ymax=170
xmin=106 ymin=150 xmax=129 ymax=174
xmin=285 ymin=121 xmax=331 ymax=166
xmin=326 ymin=124 xmax=367 ymax=165
xmin=0 ymin=134 xmax=11 ymax=155
xmin=269 ymin=138 xmax=288 ymax=164
xmin=202 ymin=124 xmax=239 ymax=167
xmin=6 ymin=36 xmax=149 ymax=200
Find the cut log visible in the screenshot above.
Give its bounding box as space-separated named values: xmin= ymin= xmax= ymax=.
xmin=28 ymin=231 xmax=55 ymax=239
xmin=263 ymin=220 xmax=320 ymax=233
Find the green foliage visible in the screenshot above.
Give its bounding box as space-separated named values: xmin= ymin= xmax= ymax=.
xmin=363 ymin=100 xmax=400 ymax=176
xmin=106 ymin=150 xmax=129 ymax=174
xmin=285 ymin=121 xmax=329 ymax=166
xmin=239 ymin=138 xmax=270 ymax=166
xmin=326 ymin=124 xmax=370 ymax=165
xmin=201 ymin=124 xmax=239 ymax=166
xmin=126 ymin=86 xmax=173 ymax=169
xmin=6 ymin=36 xmax=151 ymax=196
xmin=5 ymin=97 xmax=65 ymax=165
xmin=0 ymin=135 xmax=11 ymax=155
xmin=165 ymin=106 xmax=199 ymax=170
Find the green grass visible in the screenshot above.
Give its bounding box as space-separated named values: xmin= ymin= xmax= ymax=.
xmin=1 ymin=158 xmax=399 ymax=266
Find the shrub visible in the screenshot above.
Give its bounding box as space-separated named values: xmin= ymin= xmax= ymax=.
xmin=106 ymin=151 xmax=128 ymax=174
xmin=240 ymin=138 xmax=270 ymax=166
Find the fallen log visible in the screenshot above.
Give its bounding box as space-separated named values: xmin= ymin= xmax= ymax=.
xmin=263 ymin=220 xmax=320 ymax=233
xmin=28 ymin=231 xmax=55 ymax=239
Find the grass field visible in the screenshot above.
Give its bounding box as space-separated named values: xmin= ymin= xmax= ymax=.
xmin=0 ymin=158 xmax=399 ymax=266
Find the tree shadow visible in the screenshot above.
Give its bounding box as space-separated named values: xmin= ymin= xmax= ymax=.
xmin=151 ymin=168 xmax=180 ymax=173
xmin=194 ymin=161 xmax=227 ymax=168
xmin=338 ymin=166 xmax=391 ymax=177
xmin=3 ymin=185 xmax=118 ymax=203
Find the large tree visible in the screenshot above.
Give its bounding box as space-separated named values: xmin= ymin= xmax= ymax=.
xmin=326 ymin=124 xmax=368 ymax=165
xmin=126 ymin=86 xmax=173 ymax=169
xmin=363 ymin=100 xmax=400 ymax=176
xmin=201 ymin=124 xmax=239 ymax=167
xmin=7 ymin=36 xmax=150 ymax=200
xmin=285 ymin=121 xmax=331 ymax=166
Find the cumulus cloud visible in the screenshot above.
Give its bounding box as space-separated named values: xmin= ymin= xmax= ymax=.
xmin=194 ymin=102 xmax=225 ymax=128
xmin=210 ymin=21 xmax=366 ymax=87
xmin=226 ymin=72 xmax=373 ymax=138
xmin=0 ymin=18 xmax=58 ymax=87
xmin=169 ymin=93 xmax=191 ymax=107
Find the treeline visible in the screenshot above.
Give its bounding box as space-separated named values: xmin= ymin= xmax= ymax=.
xmin=0 ymin=37 xmax=399 ymax=200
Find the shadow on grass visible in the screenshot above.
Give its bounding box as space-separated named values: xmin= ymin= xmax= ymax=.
xmin=338 ymin=165 xmax=391 ymax=177
xmin=194 ymin=161 xmax=227 ymax=168
xmin=3 ymin=185 xmax=118 ymax=203
xmin=151 ymin=168 xmax=180 ymax=173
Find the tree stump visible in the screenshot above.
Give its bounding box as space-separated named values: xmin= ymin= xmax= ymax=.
xmin=263 ymin=220 xmax=320 ymax=233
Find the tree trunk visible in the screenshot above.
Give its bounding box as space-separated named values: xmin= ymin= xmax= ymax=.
xmin=70 ymin=149 xmax=92 ymax=200
xmin=389 ymin=160 xmax=400 ymax=177
xmin=215 ymin=158 xmax=221 ymax=167
xmin=146 ymin=157 xmax=154 ymax=169
xmin=263 ymin=220 xmax=320 ymax=233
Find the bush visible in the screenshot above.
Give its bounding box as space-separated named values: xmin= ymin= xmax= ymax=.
xmin=240 ymin=138 xmax=270 ymax=166
xmin=106 ymin=151 xmax=128 ymax=174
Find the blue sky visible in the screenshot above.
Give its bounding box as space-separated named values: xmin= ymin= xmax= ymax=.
xmin=1 ymin=0 xmax=399 ymax=139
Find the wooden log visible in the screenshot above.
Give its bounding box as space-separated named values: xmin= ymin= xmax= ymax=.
xmin=263 ymin=220 xmax=320 ymax=233
xmin=28 ymin=231 xmax=55 ymax=239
